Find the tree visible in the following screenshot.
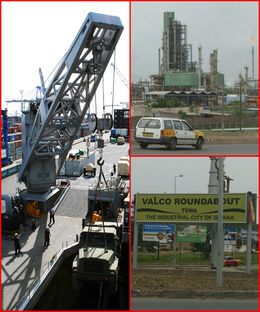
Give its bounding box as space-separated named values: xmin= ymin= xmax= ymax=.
xmin=191 ymin=242 xmax=211 ymax=258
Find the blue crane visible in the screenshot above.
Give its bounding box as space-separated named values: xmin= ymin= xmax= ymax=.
xmin=1 ymin=109 xmax=10 ymax=166
xmin=39 ymin=67 xmax=46 ymax=96
xmin=19 ymin=12 xmax=123 ymax=193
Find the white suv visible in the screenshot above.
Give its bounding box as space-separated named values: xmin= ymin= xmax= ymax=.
xmin=135 ymin=117 xmax=204 ymax=150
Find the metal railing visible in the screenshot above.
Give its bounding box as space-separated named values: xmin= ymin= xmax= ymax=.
xmin=16 ymin=240 xmax=77 ymax=310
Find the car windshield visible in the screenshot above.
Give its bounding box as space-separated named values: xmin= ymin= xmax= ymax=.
xmin=80 ymin=232 xmax=116 ymax=249
xmin=138 ymin=119 xmax=161 ymax=129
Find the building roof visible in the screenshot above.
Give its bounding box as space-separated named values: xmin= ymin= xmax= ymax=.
xmin=145 ymin=90 xmax=217 ymax=96
xmin=145 ymin=91 xmax=171 ymax=96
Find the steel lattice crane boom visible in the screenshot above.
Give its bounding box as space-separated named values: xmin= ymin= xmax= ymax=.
xmin=19 ymin=12 xmax=123 ymax=192
xmin=110 ymin=62 xmax=128 ymax=88
xmin=39 ymin=67 xmax=46 ymax=96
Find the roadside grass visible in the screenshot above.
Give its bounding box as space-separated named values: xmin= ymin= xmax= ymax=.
xmin=131 ymin=129 xmax=258 ymax=145
xmin=137 ymin=250 xmax=259 ymax=266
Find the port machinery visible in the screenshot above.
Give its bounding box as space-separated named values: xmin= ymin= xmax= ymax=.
xmin=19 ymin=12 xmax=123 ymax=193
xmin=3 ymin=12 xmax=129 ymax=309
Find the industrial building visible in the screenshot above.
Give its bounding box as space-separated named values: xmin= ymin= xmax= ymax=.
xmin=133 ymin=11 xmax=225 ymax=102
xmin=157 ymin=11 xmax=224 ymax=91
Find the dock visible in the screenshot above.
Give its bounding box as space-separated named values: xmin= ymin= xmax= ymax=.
xmin=2 ymin=139 xmax=129 ymax=310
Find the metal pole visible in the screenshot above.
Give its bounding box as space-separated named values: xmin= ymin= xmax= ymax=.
xmin=221 ymin=86 xmax=224 ymax=131
xmin=158 ymin=48 xmax=161 ymax=75
xmin=173 ymin=175 xmax=183 ymax=265
xmin=252 ymin=46 xmax=254 ymax=80
xmin=174 ymin=174 xmax=183 ymax=193
xmin=208 ymin=158 xmax=218 ymax=269
xmin=216 ymin=158 xmax=225 ymax=287
xmin=246 ymin=193 xmax=254 ymax=274
xmin=246 ymin=222 xmax=252 ymax=274
xmin=132 ymin=195 xmax=139 ymax=270
xmin=173 ymin=239 xmax=176 ymax=266
xmin=173 ymin=177 xmax=177 ymax=266
xmin=239 ymin=78 xmax=242 ymax=131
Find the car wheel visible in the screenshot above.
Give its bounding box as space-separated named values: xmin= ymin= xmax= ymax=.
xmin=167 ymin=138 xmax=177 ymax=150
xmin=140 ymin=143 xmax=148 ymax=149
xmin=195 ymin=137 xmax=203 ymax=150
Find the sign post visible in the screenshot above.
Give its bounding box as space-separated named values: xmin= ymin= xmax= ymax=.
xmin=216 ymin=157 xmax=224 ymax=287
xmin=133 ymin=191 xmax=250 ymax=272
xmin=173 ymin=240 xmax=176 ymax=266
xmin=246 ymin=193 xmax=256 ymax=274
xmin=132 ymin=195 xmax=138 ymax=270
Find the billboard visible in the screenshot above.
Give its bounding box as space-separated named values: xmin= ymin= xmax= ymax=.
xmin=176 ymin=225 xmax=207 ymax=243
xmin=142 ymin=223 xmax=175 ymax=242
xmin=224 ymin=226 xmax=237 ymax=245
xmin=135 ymin=193 xmax=247 ymax=223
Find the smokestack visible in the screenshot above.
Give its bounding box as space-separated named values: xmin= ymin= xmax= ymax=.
xmin=158 ymin=48 xmax=161 ymax=75
xmin=252 ymin=46 xmax=255 ymax=80
xmin=198 ymin=45 xmax=203 ymax=89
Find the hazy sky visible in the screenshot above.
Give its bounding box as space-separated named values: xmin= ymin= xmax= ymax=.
xmin=132 ymin=2 xmax=258 ymax=85
xmin=132 ymin=157 xmax=258 ymax=195
xmin=2 ymin=1 xmax=129 ymax=116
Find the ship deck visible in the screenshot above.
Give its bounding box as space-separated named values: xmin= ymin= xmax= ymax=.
xmin=2 ymin=138 xmax=129 ymax=310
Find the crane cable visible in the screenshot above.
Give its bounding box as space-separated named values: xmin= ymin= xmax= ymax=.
xmin=94 ymin=69 xmax=97 ymax=116
xmin=102 ymin=77 xmax=105 ymax=115
xmin=97 ymin=282 xmax=103 ymax=310
xmin=111 ymin=49 xmax=116 ymax=117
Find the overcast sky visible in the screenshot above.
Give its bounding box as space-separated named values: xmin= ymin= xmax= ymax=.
xmin=2 ymin=1 xmax=129 ymax=116
xmin=132 ymin=2 xmax=258 ymax=85
xmin=132 ymin=157 xmax=258 ymax=195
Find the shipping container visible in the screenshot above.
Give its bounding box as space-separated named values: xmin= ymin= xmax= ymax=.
xmin=16 ymin=134 xmax=22 ymax=140
xmin=14 ymin=126 xmax=21 ymax=133
xmin=8 ymin=127 xmax=15 ymax=134
xmin=8 ymin=142 xmax=16 ymax=152
xmin=15 ymin=141 xmax=22 ymax=148
xmin=16 ymin=147 xmax=23 ymax=154
xmin=8 ymin=134 xmax=16 ymax=142
xmin=13 ymin=123 xmax=22 ymax=130
xmin=15 ymin=151 xmax=22 ymax=159
xmin=64 ymin=153 xmax=95 ymax=177
xmin=9 ymin=149 xmax=16 ymax=157
xmin=2 ymin=149 xmax=7 ymax=159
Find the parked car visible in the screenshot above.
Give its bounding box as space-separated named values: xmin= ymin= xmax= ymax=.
xmin=135 ymin=117 xmax=204 ymax=150
xmin=224 ymin=256 xmax=241 ymax=267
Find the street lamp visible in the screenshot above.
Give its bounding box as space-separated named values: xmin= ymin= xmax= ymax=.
xmin=174 ymin=174 xmax=184 ymax=193
xmin=173 ymin=174 xmax=184 ymax=266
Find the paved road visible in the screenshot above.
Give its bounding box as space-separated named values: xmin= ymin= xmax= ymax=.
xmin=131 ymin=144 xmax=258 ymax=155
xmin=132 ymin=298 xmax=258 ymax=310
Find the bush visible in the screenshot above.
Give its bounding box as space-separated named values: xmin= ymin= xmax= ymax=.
xmin=151 ymin=98 xmax=181 ymax=108
xmin=178 ymin=110 xmax=187 ymax=118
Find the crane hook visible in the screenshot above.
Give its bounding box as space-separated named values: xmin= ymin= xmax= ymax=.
xmin=97 ymin=157 xmax=104 ymax=166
